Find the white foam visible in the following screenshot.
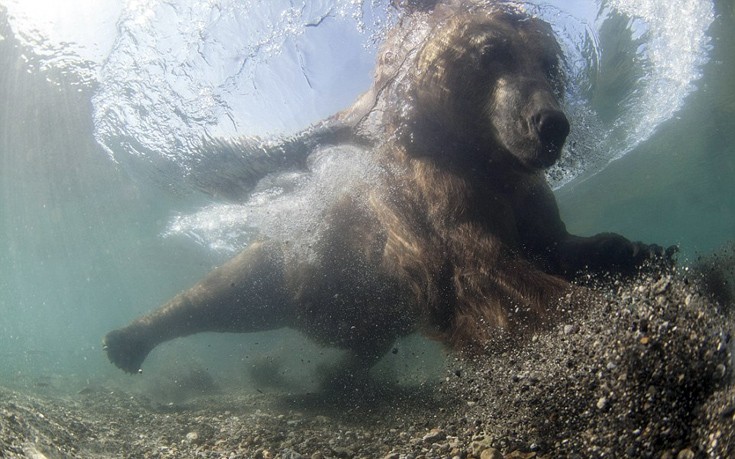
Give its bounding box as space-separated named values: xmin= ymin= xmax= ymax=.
xmin=604 ymin=0 xmax=714 ymax=159
xmin=164 ymin=145 xmax=383 ymax=255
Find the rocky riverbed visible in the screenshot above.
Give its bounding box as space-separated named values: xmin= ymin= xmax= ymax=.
xmin=2 ymin=265 xmax=735 ymax=458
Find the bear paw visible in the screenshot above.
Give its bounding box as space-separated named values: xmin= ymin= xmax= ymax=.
xmin=103 ymin=328 xmax=152 ymax=374
xmin=560 ymin=234 xmax=678 ymax=277
xmin=629 ymin=241 xmax=678 ymax=271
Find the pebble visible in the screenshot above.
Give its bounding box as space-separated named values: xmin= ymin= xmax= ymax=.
xmin=653 ymin=277 xmax=671 ymax=294
xmin=716 ymin=364 xmax=727 ymax=378
xmin=21 ymin=445 xmax=48 ymax=459
xmin=469 ymin=435 xmax=493 ymax=456
xmin=281 ymin=449 xmax=303 ymax=459
xmin=330 ymin=445 xmax=354 ymax=458
xmin=422 ymin=428 xmax=446 ymax=443
xmin=480 ymin=448 xmax=503 ymax=459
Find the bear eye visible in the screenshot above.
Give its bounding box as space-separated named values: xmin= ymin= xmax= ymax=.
xmin=542 ymin=56 xmax=562 ymax=79
xmin=479 ymin=39 xmax=511 ymax=67
xmin=543 ymin=57 xmax=565 ymax=95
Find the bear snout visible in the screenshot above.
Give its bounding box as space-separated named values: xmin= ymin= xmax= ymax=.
xmin=532 ymin=109 xmax=570 ymax=145
xmin=530 ymin=109 xmax=570 ymax=166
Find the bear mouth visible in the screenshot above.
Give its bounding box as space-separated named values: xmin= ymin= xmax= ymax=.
xmin=533 ymin=140 xmax=565 ymax=169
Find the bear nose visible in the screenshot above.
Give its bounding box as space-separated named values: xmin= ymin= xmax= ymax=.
xmin=531 ymin=109 xmax=570 ymax=147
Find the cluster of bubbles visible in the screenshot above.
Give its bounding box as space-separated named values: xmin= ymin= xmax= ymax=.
xmin=164 ymin=145 xmax=383 ymax=258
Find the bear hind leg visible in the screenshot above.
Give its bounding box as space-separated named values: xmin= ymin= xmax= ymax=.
xmin=104 ymin=241 xmax=292 ymax=374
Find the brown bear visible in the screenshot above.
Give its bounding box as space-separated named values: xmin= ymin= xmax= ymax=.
xmin=104 ymin=2 xmax=672 ymax=376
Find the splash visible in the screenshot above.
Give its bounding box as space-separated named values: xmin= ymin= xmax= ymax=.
xmin=603 ymin=0 xmax=713 ymax=156
xmin=91 ymin=0 xmax=392 ymax=193
xmin=163 ymin=145 xmax=382 ymax=256
xmin=157 ymin=0 xmax=714 ymax=251
xmin=533 ymin=0 xmax=714 ymax=186
xmin=1 ymin=0 xmax=715 ymax=251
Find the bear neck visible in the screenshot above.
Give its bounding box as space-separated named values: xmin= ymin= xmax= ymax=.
xmin=382 ymin=142 xmax=535 ymax=244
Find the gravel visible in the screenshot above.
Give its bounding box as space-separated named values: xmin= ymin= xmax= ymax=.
xmin=1 ymin=267 xmax=734 ymax=458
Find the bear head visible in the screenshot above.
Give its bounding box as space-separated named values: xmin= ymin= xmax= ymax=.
xmin=406 ymin=8 xmax=570 ymax=171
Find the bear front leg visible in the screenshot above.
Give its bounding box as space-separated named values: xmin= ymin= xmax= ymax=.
xmin=103 ymin=241 xmax=292 ymax=374
xmin=557 ymin=233 xmax=677 ymax=278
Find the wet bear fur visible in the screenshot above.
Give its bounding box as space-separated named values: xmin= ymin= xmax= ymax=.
xmin=104 ymin=1 xmax=672 ymax=376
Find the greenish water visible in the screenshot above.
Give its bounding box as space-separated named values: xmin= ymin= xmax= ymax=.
xmin=0 ymin=0 xmax=733 ymax=393
xmin=559 ymin=0 xmax=735 ymax=257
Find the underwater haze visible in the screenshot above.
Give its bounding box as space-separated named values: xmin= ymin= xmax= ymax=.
xmin=0 ymin=0 xmax=734 ymax=453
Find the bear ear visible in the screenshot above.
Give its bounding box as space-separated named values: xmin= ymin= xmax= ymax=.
xmin=390 ymin=0 xmax=441 ymax=13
